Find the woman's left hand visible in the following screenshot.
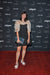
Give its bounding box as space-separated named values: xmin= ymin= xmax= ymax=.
xmin=27 ymin=38 xmax=30 ymax=44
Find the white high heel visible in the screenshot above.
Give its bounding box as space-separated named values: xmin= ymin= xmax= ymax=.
xmin=21 ymin=60 xmax=26 ymax=65
xmin=14 ymin=63 xmax=19 ymax=69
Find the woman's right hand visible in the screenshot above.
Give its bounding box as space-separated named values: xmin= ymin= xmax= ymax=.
xmin=17 ymin=39 xmax=21 ymax=43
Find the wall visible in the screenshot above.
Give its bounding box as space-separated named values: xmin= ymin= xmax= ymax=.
xmin=0 ymin=0 xmax=50 ymax=51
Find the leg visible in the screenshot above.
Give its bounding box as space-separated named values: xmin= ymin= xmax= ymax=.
xmin=21 ymin=45 xmax=27 ymax=62
xmin=16 ymin=46 xmax=22 ymax=64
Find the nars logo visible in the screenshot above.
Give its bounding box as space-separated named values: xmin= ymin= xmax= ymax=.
xmin=29 ymin=8 xmax=36 ymax=11
xmin=4 ymin=24 xmax=12 ymax=27
xmin=44 ymin=20 xmax=50 ymax=22
xmin=0 ymin=40 xmax=4 ymax=42
xmin=36 ymin=25 xmax=43 ymax=28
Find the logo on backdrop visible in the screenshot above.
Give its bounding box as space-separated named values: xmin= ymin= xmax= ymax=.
xmin=0 ymin=0 xmax=50 ymax=50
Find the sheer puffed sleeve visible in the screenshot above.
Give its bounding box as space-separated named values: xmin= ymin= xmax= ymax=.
xmin=27 ymin=20 xmax=31 ymax=32
xmin=14 ymin=20 xmax=20 ymax=32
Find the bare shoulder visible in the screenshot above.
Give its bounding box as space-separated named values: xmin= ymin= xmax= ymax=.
xmin=15 ymin=20 xmax=20 ymax=24
xmin=27 ymin=20 xmax=31 ymax=23
xmin=17 ymin=20 xmax=21 ymax=24
xmin=26 ymin=20 xmax=31 ymax=24
xmin=27 ymin=20 xmax=30 ymax=22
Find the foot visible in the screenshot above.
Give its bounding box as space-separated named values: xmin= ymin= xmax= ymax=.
xmin=21 ymin=60 xmax=26 ymax=66
xmin=14 ymin=63 xmax=19 ymax=69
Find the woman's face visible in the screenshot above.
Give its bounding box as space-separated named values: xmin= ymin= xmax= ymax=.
xmin=22 ymin=13 xmax=26 ymax=20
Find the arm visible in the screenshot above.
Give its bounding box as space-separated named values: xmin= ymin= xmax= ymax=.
xmin=27 ymin=31 xmax=30 ymax=40
xmin=14 ymin=20 xmax=20 ymax=40
xmin=27 ymin=20 xmax=31 ymax=43
xmin=16 ymin=32 xmax=19 ymax=40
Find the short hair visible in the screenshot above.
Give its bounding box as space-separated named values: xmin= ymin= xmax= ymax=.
xmin=20 ymin=11 xmax=28 ymax=22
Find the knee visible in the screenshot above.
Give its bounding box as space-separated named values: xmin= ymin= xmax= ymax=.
xmin=23 ymin=46 xmax=27 ymax=50
xmin=23 ymin=47 xmax=27 ymax=50
xmin=17 ymin=49 xmax=21 ymax=52
xmin=23 ymin=48 xmax=26 ymax=51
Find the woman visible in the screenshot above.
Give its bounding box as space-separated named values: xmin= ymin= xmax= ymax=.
xmin=14 ymin=11 xmax=31 ymax=69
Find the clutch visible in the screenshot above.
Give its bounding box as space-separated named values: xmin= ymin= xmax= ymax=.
xmin=15 ymin=36 xmax=25 ymax=44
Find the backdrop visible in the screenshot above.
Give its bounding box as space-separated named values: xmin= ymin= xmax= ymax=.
xmin=0 ymin=0 xmax=50 ymax=51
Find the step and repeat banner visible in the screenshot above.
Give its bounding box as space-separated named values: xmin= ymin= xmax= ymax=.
xmin=0 ymin=0 xmax=50 ymax=51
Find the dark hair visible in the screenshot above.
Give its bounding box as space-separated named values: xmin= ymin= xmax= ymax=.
xmin=20 ymin=11 xmax=28 ymax=22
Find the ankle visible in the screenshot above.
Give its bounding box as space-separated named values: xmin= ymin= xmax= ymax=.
xmin=16 ymin=61 xmax=18 ymax=64
xmin=21 ymin=59 xmax=24 ymax=62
